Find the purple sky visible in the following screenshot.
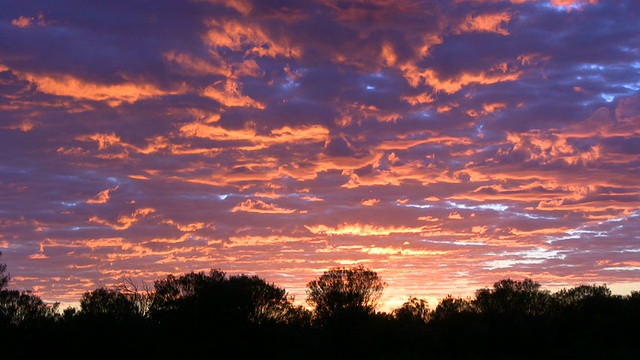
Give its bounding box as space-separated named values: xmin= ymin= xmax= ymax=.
xmin=1 ymin=0 xmax=639 ymax=311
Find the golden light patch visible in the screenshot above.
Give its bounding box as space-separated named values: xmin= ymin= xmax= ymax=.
xmin=305 ymin=223 xmax=430 ymax=236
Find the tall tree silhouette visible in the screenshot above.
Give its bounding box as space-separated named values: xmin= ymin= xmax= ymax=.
xmin=306 ymin=265 xmax=386 ymax=324
xmin=0 ymin=261 xmax=8 ymax=291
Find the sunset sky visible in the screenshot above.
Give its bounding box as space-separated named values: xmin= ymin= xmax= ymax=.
xmin=1 ymin=0 xmax=639 ymax=312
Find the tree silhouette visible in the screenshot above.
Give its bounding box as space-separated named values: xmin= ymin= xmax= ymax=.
xmin=149 ymin=269 xmax=298 ymax=326
xmin=306 ymin=265 xmax=386 ymax=324
xmin=0 ymin=260 xmax=640 ymax=359
xmin=473 ymin=278 xmax=550 ymax=318
xmin=553 ymin=283 xmax=612 ymax=311
xmin=0 ymin=262 xmax=8 ymax=291
xmin=0 ymin=261 xmax=60 ymax=357
xmin=431 ymin=295 xmax=474 ymax=322
xmin=0 ymin=289 xmax=59 ymax=328
xmin=147 ymin=268 xmax=308 ymax=357
xmin=153 ymin=269 xmax=227 ymax=303
xmin=225 ymin=274 xmax=296 ymax=325
xmin=393 ymin=296 xmax=430 ymax=324
xmin=0 ymin=260 xmax=58 ymax=329
xmin=79 ymin=287 xmax=142 ymax=320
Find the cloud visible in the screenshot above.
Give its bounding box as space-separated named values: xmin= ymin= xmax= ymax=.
xmin=550 ymin=0 xmax=599 ymax=11
xmin=16 ymin=71 xmax=180 ymax=106
xmin=179 ymin=123 xmax=329 ymax=149
xmin=86 ymin=186 xmax=118 ymax=204
xmin=3 ymin=119 xmax=40 ymax=132
xmin=361 ymin=199 xmax=380 ymax=206
xmin=203 ymin=80 xmax=266 ymax=109
xmin=305 ymin=223 xmax=430 ymax=236
xmin=231 ymin=199 xmax=296 ymax=214
xmin=225 ymin=235 xmax=316 ymax=248
xmin=203 ymin=18 xmax=301 ymax=58
xmin=89 ymin=208 xmax=156 ymax=230
xmin=11 ymin=16 xmax=34 ymax=28
xmin=454 ymin=12 xmax=512 ymax=36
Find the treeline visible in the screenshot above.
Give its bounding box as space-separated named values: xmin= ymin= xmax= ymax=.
xmin=1 ymin=262 xmax=639 ymax=359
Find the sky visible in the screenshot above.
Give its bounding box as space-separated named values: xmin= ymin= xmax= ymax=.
xmin=1 ymin=0 xmax=639 ymax=312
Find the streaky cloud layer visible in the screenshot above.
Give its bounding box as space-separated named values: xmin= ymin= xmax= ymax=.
xmin=1 ymin=0 xmax=639 ymax=311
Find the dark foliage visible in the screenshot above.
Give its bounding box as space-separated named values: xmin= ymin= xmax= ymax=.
xmin=1 ymin=262 xmax=639 ymax=359
xmin=306 ymin=265 xmax=386 ymax=326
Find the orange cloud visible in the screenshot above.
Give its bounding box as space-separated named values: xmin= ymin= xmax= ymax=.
xmin=339 ymin=102 xmax=403 ymax=123
xmin=506 ymin=130 xmax=602 ymax=165
xmin=179 ymin=123 xmax=328 ymax=149
xmin=537 ymin=198 xmax=564 ymax=209
xmin=76 ymin=133 xmax=121 ymax=150
xmin=361 ymin=199 xmax=380 ymax=206
xmin=204 ymin=18 xmax=301 ymax=58
xmin=305 ymin=223 xmax=430 ymax=236
xmin=224 ymin=235 xmax=317 ymax=248
xmin=163 ymin=51 xmax=231 ymax=77
xmin=381 ymin=42 xmax=398 ymax=67
xmin=426 ymin=67 xmax=521 ymax=93
xmin=479 ymin=102 xmax=507 ymax=115
xmin=128 ymin=174 xmax=150 ymax=180
xmin=11 ymin=16 xmax=33 ymax=28
xmin=455 ymin=12 xmax=512 ymax=35
xmin=203 ymin=80 xmax=265 ymax=109
xmin=418 ymin=216 xmax=439 ymax=222
xmin=341 ymin=159 xmax=460 ymax=189
xmin=3 ymin=119 xmax=39 ymax=132
xmin=75 ymin=132 xmax=170 ymax=158
xmin=401 ymin=93 xmax=434 ymax=106
xmin=550 ymin=0 xmax=598 ymax=11
xmin=161 ymin=219 xmax=207 ymax=232
xmin=378 ymin=134 xmax=472 ymax=150
xmin=89 ymin=208 xmax=155 ymax=230
xmin=362 ymin=246 xmax=450 ymax=257
xmin=86 ymin=186 xmax=118 ymax=204
xmin=517 ymin=53 xmax=551 ymax=66
xmin=402 ymin=62 xmax=521 ymax=92
xmin=21 ymin=72 xmax=180 ymax=106
xmin=231 ymin=199 xmax=296 ymax=214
